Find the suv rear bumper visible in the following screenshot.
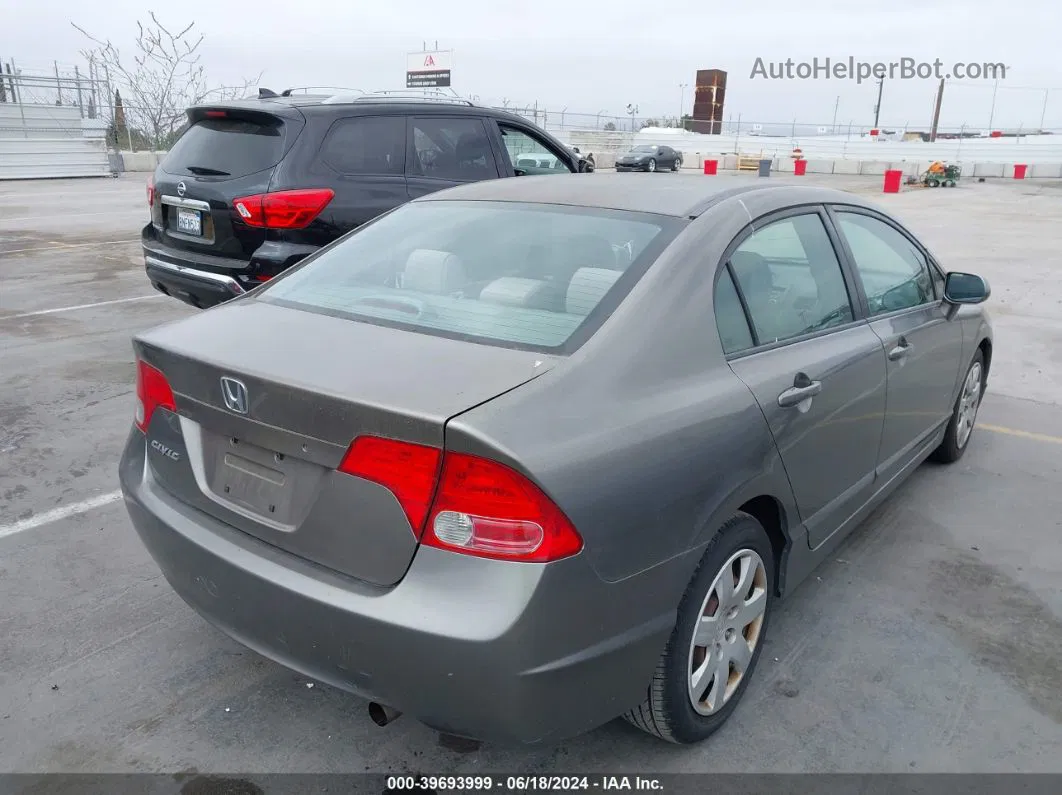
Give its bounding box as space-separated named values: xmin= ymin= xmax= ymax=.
xmin=145 ymin=255 xmax=246 ymax=309
xmin=142 ymin=224 xmax=319 ymax=310
xmin=118 ymin=430 xmax=676 ymax=745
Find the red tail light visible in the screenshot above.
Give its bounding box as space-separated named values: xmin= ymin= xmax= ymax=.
xmin=135 ymin=359 xmax=176 ymax=433
xmin=232 ymin=189 xmax=335 ymax=230
xmin=339 ymin=437 xmax=442 ymax=534
xmin=147 ymin=177 xmax=155 ymax=207
xmin=338 ymin=436 xmax=583 ymax=563
xmin=204 ymin=110 xmax=228 ymax=118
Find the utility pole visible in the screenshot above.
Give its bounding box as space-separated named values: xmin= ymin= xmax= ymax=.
xmin=832 ymin=95 xmax=840 ymax=133
xmin=1039 ymin=89 xmax=1050 ymax=132
xmin=929 ymin=78 xmax=944 ymax=142
xmin=873 ymin=77 xmax=884 ymax=127
xmin=678 ymin=83 xmax=687 ymax=121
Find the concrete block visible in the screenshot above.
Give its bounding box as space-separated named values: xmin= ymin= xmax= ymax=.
xmin=833 ymin=160 xmax=860 ymax=175
xmin=972 ymin=162 xmax=1005 ymax=178
xmin=595 ymin=152 xmax=615 ymax=169
xmin=1003 ymin=163 xmax=1016 ymax=179
xmin=120 ymin=151 xmax=163 ymax=172
xmin=859 ymin=160 xmax=891 ymax=176
xmin=1030 ymin=163 xmax=1062 ymax=179
xmin=805 ymin=159 xmax=834 ymax=174
xmin=723 ymin=154 xmax=739 ymax=170
xmin=776 ymin=157 xmax=794 ymax=173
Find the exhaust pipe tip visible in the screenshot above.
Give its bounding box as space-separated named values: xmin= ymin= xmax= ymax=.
xmin=368 ymin=702 xmax=402 ymax=727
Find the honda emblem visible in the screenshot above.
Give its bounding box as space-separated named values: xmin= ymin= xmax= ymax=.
xmin=220 ymin=377 xmax=248 ymax=415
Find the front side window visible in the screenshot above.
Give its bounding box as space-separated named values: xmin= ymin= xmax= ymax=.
xmin=499 ymin=125 xmax=573 ymax=175
xmin=728 ymin=213 xmax=854 ymax=346
xmin=410 ymin=117 xmax=498 ymax=181
xmin=836 ymin=211 xmax=935 ymax=315
xmin=258 ymin=200 xmax=674 ymax=352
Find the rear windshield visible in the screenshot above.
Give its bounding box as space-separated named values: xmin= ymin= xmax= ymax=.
xmin=258 ymin=200 xmax=676 ymax=353
xmin=162 ymin=117 xmax=288 ymax=179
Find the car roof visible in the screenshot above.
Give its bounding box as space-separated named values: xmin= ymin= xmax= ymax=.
xmin=413 ymin=174 xmax=881 ymax=218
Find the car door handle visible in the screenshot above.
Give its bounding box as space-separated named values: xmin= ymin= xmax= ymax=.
xmin=888 ymin=339 xmax=913 ymax=361
xmin=778 ymin=379 xmax=823 ymax=408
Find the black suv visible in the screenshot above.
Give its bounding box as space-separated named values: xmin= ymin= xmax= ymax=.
xmin=143 ymin=90 xmax=584 ymax=309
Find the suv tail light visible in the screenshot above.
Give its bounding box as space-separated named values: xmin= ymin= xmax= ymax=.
xmin=135 ymin=359 xmax=176 ymax=433
xmin=338 ymin=436 xmax=583 ymax=563
xmin=232 ymin=189 xmax=335 ymax=230
xmin=147 ymin=177 xmax=155 ymax=208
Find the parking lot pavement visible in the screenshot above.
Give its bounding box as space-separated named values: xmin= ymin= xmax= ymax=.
xmin=1 ymin=174 xmax=1061 ymax=775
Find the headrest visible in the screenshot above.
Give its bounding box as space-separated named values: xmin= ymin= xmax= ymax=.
xmin=403 ymin=249 xmax=465 ymax=294
xmin=479 ymin=277 xmax=561 ymax=311
xmin=729 ymin=250 xmax=772 ymax=290
xmin=566 ymin=267 xmax=622 ymax=316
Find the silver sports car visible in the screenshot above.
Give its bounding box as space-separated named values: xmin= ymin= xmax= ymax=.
xmin=119 ymin=174 xmax=993 ymax=746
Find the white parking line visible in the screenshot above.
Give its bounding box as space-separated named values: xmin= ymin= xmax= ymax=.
xmin=2 ymin=294 xmax=164 ymax=320
xmin=0 ymin=490 xmax=123 ymax=541
xmin=1 ymin=239 xmax=138 ymax=255
xmin=0 ymin=210 xmax=145 ymax=224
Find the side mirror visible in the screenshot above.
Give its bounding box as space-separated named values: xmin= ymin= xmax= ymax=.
xmin=944 ymin=272 xmax=991 ymax=304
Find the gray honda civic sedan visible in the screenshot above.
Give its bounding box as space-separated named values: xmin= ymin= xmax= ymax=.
xmin=119 ymin=173 xmax=993 ymax=746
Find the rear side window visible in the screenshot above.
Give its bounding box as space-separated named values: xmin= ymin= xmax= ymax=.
xmin=258 ymin=200 xmax=674 ymax=353
xmin=162 ymin=117 xmax=288 ymax=179
xmin=320 ymin=116 xmax=405 ymax=175
xmin=410 ymin=117 xmax=498 ymax=181
xmin=714 ymin=268 xmax=754 ymax=355
xmin=729 ymin=214 xmax=854 ymax=346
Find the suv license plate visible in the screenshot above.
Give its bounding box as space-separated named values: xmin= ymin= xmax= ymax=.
xmin=176 ymin=208 xmax=202 ymax=236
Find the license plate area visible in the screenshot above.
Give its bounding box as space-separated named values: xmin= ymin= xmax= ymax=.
xmin=176 ymin=208 xmax=202 ymax=236
xmin=201 ymin=432 xmax=324 ymax=530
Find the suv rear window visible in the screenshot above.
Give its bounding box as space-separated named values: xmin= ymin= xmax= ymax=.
xmin=258 ymin=200 xmax=675 ymax=353
xmin=162 ymin=117 xmax=289 ymax=179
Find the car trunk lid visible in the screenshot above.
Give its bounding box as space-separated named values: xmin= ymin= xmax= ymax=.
xmin=135 ymin=300 xmax=553 ymax=586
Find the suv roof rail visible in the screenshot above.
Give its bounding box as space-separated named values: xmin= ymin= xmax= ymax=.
xmin=280 ymin=86 xmax=365 ymax=97
xmin=340 ymin=88 xmax=477 ymax=107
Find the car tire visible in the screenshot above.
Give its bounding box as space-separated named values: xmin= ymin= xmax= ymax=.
xmin=623 ymin=511 xmax=774 ymax=744
xmin=647 ymin=159 xmax=657 ymax=173
xmin=672 ymin=159 xmax=681 ymax=172
xmin=929 ymin=349 xmax=985 ymax=464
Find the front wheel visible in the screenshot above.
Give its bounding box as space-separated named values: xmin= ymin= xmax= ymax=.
xmin=930 ymin=350 xmax=985 ymax=463
xmin=672 ymin=159 xmax=681 ymax=172
xmin=624 ymin=512 xmax=774 ymax=744
xmin=647 ymin=158 xmax=657 ymax=173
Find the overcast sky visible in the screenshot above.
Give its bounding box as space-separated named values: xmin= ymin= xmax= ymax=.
xmin=4 ymin=0 xmax=1060 ymax=131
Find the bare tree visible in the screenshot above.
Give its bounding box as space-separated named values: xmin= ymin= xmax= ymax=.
xmin=73 ymin=13 xmax=261 ymax=150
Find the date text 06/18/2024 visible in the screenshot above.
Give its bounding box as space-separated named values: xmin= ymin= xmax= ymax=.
xmin=385 ymin=776 xmax=666 ymax=791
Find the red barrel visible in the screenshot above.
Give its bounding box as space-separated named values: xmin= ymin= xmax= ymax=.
xmin=883 ymin=169 xmax=903 ymax=193
xmin=703 ymin=159 xmax=718 ymax=175
xmin=794 ymin=159 xmax=807 ymax=176
xmin=1014 ymin=164 xmax=1028 ymax=179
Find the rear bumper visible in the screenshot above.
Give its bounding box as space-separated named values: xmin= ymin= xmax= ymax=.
xmin=141 ymin=225 xmax=319 ymax=310
xmin=118 ymin=431 xmax=675 ymax=745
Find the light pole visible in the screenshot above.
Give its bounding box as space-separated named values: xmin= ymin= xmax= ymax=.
xmin=678 ymin=83 xmax=688 ymax=125
xmin=987 ymin=65 xmax=1011 ymax=130
xmin=596 ymin=109 xmax=607 ymax=129
xmin=626 ymin=103 xmax=639 ymax=132
xmin=1040 ymin=89 xmax=1050 ymax=132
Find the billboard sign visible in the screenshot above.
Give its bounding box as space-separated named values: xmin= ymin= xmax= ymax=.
xmin=406 ymin=50 xmax=453 ymax=88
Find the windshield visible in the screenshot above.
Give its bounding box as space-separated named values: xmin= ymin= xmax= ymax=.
xmin=258 ymin=200 xmax=676 ymax=353
xmin=632 ymin=145 xmax=657 ymax=153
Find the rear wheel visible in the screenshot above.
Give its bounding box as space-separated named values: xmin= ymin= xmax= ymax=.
xmin=624 ymin=512 xmax=774 ymax=744
xmin=647 ymin=158 xmax=657 ymax=173
xmin=930 ymin=350 xmax=984 ymax=463
xmin=672 ymin=158 xmax=681 ymax=172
